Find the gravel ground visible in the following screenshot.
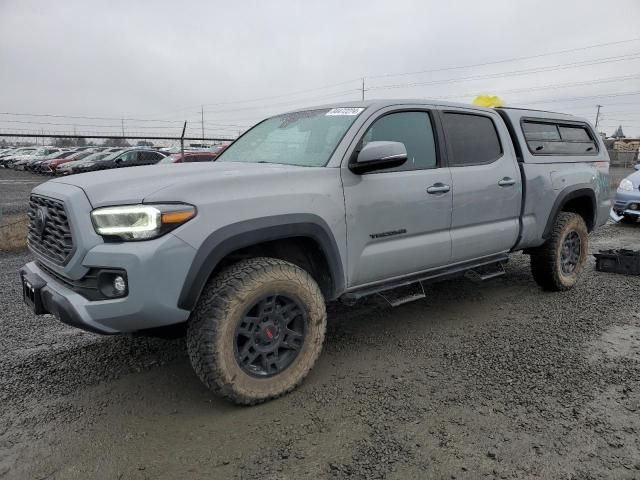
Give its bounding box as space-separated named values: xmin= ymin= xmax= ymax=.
xmin=0 ymin=168 xmax=639 ymax=479
xmin=0 ymin=223 xmax=638 ymax=479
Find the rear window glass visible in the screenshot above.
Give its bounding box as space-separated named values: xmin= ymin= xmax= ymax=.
xmin=522 ymin=122 xmax=560 ymax=141
xmin=443 ymin=113 xmax=502 ymax=166
xmin=522 ymin=120 xmax=597 ymax=156
xmin=558 ymin=125 xmax=591 ymax=141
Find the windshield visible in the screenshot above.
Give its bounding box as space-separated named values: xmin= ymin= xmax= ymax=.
xmin=43 ymin=151 xmax=68 ymax=160
xmin=80 ymin=152 xmax=110 ymax=163
xmin=218 ymin=107 xmax=363 ymax=167
xmin=99 ymin=150 xmax=125 ymax=161
xmin=66 ymin=150 xmax=92 ymax=160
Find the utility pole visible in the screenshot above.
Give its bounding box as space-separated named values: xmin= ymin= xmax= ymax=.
xmin=594 ymin=104 xmax=602 ymax=130
xmin=121 ymin=119 xmax=125 ymax=137
xmin=201 ymin=105 xmax=205 ymax=146
xmin=361 ymin=78 xmax=365 ymax=101
xmin=180 ymin=121 xmax=187 ymax=159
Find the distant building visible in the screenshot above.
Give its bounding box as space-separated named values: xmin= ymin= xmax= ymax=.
xmin=611 ymin=125 xmax=626 ymax=139
xmin=612 ymin=138 xmax=640 ymax=152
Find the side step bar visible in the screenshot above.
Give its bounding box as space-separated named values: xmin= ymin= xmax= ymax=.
xmin=341 ymin=254 xmax=509 ymax=305
xmin=378 ymin=283 xmax=426 ymax=307
xmin=464 ymin=262 xmax=506 ymax=282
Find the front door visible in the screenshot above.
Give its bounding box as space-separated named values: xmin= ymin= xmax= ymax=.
xmin=342 ymin=109 xmax=452 ymax=287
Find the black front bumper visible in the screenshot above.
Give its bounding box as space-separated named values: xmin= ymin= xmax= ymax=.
xmin=19 ymin=266 xmax=111 ymax=334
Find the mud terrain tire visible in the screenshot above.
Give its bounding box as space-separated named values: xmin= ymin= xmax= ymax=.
xmin=530 ymin=212 xmax=588 ymax=291
xmin=187 ymin=257 xmax=327 ymax=405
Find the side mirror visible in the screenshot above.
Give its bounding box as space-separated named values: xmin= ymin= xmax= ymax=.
xmin=635 ymin=164 xmax=640 ymax=171
xmin=349 ymin=141 xmax=408 ymax=174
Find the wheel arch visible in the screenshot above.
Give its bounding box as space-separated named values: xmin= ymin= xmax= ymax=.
xmin=542 ymin=184 xmax=596 ymax=239
xmin=177 ymin=214 xmax=345 ymax=311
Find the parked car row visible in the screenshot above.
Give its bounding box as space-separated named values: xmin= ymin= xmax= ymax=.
xmin=0 ymin=143 xmax=229 ymax=176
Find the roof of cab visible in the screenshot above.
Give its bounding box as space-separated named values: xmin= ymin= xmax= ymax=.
xmin=281 ymin=99 xmax=591 ymax=125
xmin=284 ymin=98 xmax=493 ymax=113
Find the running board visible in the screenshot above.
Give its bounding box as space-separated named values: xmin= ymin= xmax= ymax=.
xmin=378 ymin=283 xmax=426 ymax=307
xmin=464 ymin=263 xmax=506 ymax=282
xmin=341 ymin=254 xmax=509 ymax=303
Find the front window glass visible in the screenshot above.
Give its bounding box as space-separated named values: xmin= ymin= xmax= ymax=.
xmin=360 ymin=111 xmax=437 ymax=171
xmin=218 ymin=108 xmax=363 ymax=167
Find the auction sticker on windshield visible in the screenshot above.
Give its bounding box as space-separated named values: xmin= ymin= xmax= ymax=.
xmin=326 ymin=108 xmax=364 ymax=116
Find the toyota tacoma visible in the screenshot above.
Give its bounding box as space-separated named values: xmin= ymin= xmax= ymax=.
xmin=20 ymin=100 xmax=610 ymax=404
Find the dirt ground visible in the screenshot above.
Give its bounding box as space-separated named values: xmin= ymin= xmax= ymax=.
xmin=1 ymin=169 xmax=639 ymax=480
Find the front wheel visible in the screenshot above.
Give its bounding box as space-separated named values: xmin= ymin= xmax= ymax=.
xmin=186 ymin=257 xmax=327 ymax=405
xmin=530 ymin=212 xmax=588 ymax=291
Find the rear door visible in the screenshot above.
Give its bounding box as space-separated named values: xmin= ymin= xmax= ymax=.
xmin=142 ymin=151 xmax=165 ymax=165
xmin=116 ymin=150 xmax=139 ymax=167
xmin=439 ymin=108 xmax=521 ymax=262
xmin=342 ymin=107 xmax=452 ymax=287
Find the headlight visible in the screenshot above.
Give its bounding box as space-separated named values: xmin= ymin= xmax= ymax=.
xmin=619 ymin=179 xmax=634 ymax=192
xmin=91 ymin=204 xmax=196 ymax=240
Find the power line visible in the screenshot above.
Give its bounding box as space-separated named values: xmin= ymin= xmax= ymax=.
xmin=368 ymin=53 xmax=640 ymax=91
xmin=522 ymin=90 xmax=640 ymax=105
xmin=0 ymin=127 xmax=238 ymax=138
xmin=426 ymin=74 xmax=640 ymax=102
xmin=201 ymin=55 xmax=640 ymax=116
xmin=0 ymin=132 xmax=234 ymax=141
xmin=3 ymin=38 xmax=640 ymax=132
xmin=201 ymin=57 xmax=639 ymax=117
xmin=367 ymin=37 xmax=640 ymax=80
xmin=202 ymin=89 xmax=358 ymax=115
xmin=145 ymin=36 xmax=640 ymax=113
xmin=0 ymin=112 xmax=186 ymax=123
xmin=0 ymin=117 xmax=250 ymax=130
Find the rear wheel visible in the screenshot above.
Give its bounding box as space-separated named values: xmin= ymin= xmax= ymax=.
xmin=530 ymin=212 xmax=588 ymax=291
xmin=186 ymin=257 xmax=326 ymax=405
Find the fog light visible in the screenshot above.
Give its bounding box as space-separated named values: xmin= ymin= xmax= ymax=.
xmin=96 ymin=270 xmax=128 ymax=298
xmin=113 ymin=275 xmax=126 ymax=294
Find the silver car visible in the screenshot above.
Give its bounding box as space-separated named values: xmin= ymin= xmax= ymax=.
xmin=613 ymin=165 xmax=640 ymax=223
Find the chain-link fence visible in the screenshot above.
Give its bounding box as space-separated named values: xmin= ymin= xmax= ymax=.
xmin=607 ymin=149 xmax=639 ymax=168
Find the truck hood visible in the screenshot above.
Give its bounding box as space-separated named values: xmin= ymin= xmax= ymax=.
xmin=49 ymin=162 xmax=323 ymax=207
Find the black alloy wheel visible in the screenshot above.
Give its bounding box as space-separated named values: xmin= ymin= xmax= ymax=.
xmin=234 ymin=294 xmax=307 ymax=378
xmin=560 ymin=230 xmax=581 ymax=275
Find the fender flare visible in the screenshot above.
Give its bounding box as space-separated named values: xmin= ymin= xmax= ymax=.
xmin=177 ymin=214 xmax=345 ymax=311
xmin=542 ymin=184 xmax=596 ymax=239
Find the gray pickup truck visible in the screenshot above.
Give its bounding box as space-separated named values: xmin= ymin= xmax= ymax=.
xmin=20 ymin=100 xmax=610 ymax=404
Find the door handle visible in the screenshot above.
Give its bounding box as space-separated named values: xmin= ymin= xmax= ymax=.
xmin=426 ymin=183 xmax=451 ymax=194
xmin=498 ymin=177 xmax=516 ymax=187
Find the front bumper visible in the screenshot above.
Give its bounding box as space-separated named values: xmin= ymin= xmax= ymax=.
xmin=21 ymin=233 xmax=197 ymax=334
xmin=613 ymin=189 xmax=640 ymax=217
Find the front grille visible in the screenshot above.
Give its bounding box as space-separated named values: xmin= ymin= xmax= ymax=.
xmin=27 ymin=195 xmax=74 ymax=265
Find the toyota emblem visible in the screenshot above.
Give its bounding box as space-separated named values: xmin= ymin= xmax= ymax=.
xmin=35 ymin=207 xmax=48 ymax=236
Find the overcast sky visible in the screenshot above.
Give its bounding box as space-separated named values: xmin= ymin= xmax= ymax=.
xmin=1 ymin=0 xmax=639 ymax=138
